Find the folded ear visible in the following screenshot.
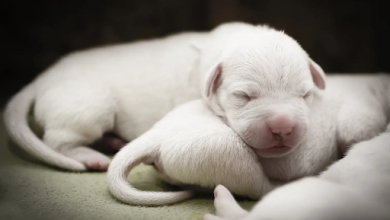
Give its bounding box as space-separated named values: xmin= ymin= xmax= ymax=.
xmin=203 ymin=63 xmax=222 ymax=97
xmin=308 ymin=58 xmax=326 ymax=90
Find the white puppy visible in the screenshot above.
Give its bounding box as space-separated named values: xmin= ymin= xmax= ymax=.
xmin=3 ymin=31 xmax=207 ymax=171
xmin=199 ymin=23 xmax=326 ymax=159
xmin=107 ymin=80 xmax=339 ymax=206
xmin=200 ymin=27 xmax=390 ymax=159
xmin=259 ymin=74 xmax=390 ymax=181
xmin=3 ymin=22 xmax=327 ymax=171
xmin=108 ymin=73 xmax=390 ymax=206
xmin=204 ymin=131 xmax=390 ymax=220
xmin=108 ymin=100 xmax=278 ymax=206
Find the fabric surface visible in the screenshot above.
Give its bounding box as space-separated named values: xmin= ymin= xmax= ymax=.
xmin=0 ymin=113 xmax=255 ymax=220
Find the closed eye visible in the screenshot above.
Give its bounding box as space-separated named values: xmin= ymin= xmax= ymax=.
xmin=232 ymin=91 xmax=251 ymax=102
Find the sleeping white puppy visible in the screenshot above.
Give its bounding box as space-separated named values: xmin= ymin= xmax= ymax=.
xmin=107 ymin=90 xmax=338 ymax=206
xmin=106 ymin=71 xmax=341 ymax=206
xmin=108 ymin=73 xmax=390 ymax=206
xmin=258 ymin=74 xmax=390 ymax=181
xmin=4 ymin=30 xmax=207 ymax=171
xmin=204 ymin=131 xmax=390 ymax=220
xmin=199 ymin=25 xmax=389 ymax=167
xmin=199 ymin=23 xmax=326 ymax=159
xmin=108 ymin=100 xmax=278 ymax=206
xmin=3 ymin=22 xmax=328 ymax=171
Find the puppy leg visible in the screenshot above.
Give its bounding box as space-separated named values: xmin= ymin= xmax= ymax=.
xmin=213 ymin=185 xmax=248 ymax=220
xmin=337 ymin=102 xmax=387 ymax=154
xmin=61 ymin=147 xmax=111 ymax=171
xmin=35 ymin=82 xmax=117 ymax=171
xmin=43 ymin=129 xmax=112 ymax=171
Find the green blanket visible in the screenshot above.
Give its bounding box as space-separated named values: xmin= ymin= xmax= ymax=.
xmin=0 ymin=114 xmax=255 ymax=220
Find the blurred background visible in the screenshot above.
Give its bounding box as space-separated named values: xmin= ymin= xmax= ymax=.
xmin=2 ymin=0 xmax=390 ymax=106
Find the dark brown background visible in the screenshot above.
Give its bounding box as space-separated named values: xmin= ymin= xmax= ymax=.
xmin=2 ymin=0 xmax=390 ymax=106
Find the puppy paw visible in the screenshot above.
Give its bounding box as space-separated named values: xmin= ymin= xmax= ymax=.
xmin=85 ymin=156 xmax=111 ymax=171
xmin=62 ymin=146 xmax=111 ymax=171
xmin=213 ymin=185 xmax=248 ymax=219
xmin=214 ymin=185 xmax=235 ymax=201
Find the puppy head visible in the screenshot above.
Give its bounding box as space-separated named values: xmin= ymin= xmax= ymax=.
xmin=202 ymin=29 xmax=326 ymax=158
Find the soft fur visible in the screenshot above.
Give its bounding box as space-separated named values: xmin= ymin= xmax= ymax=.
xmin=200 ymin=23 xmax=326 ymax=158
xmin=106 ymin=87 xmax=335 ymax=206
xmin=108 ymin=74 xmax=390 ymax=206
xmin=107 ymin=94 xmax=338 ymax=206
xmin=259 ymin=74 xmax=390 ymax=181
xmin=204 ymin=130 xmax=390 ymax=220
xmin=108 ymin=100 xmax=277 ymax=206
xmin=3 ymin=22 xmax=326 ymax=171
xmin=3 ymin=31 xmax=207 ymax=171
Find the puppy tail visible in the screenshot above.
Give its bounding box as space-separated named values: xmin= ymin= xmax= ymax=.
xmin=107 ymin=136 xmax=193 ymax=206
xmin=3 ymin=82 xmax=86 ymax=171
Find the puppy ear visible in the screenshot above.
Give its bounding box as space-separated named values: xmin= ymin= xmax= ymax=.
xmin=203 ymin=63 xmax=222 ymax=97
xmin=308 ymin=58 xmax=326 ymax=90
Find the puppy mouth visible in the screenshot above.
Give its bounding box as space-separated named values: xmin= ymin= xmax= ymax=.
xmin=265 ymin=145 xmax=291 ymax=151
xmin=272 ymin=144 xmax=289 ymax=148
xmin=253 ymin=145 xmax=292 ymax=157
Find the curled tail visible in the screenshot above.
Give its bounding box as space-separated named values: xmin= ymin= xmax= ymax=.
xmin=3 ymin=82 xmax=86 ymax=171
xmin=107 ymin=137 xmax=193 ymax=206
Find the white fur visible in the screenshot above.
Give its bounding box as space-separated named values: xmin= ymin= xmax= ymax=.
xmin=259 ymin=74 xmax=390 ymax=181
xmin=3 ymin=22 xmax=326 ymax=171
xmin=203 ymin=74 xmax=390 ymax=218
xmin=107 ymin=73 xmax=390 ymax=206
xmin=328 ymin=74 xmax=390 ymax=151
xmin=205 ymin=131 xmax=390 ymax=220
xmin=201 ymin=23 xmax=327 ymax=158
xmin=107 ymin=83 xmax=341 ymax=206
xmin=4 ymin=31 xmax=207 ymax=171
xmin=107 ymin=100 xmax=277 ymax=206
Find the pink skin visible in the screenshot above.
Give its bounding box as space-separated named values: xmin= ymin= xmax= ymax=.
xmin=104 ymin=135 xmax=127 ymax=151
xmin=203 ymin=47 xmax=326 ymax=160
xmin=239 ymin=111 xmax=305 ymax=158
xmin=94 ymin=133 xmax=127 ymax=152
xmin=88 ymin=133 xmax=127 ymax=171
xmin=88 ymin=160 xmax=111 ymax=171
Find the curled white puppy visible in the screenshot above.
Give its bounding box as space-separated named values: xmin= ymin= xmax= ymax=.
xmin=201 ymin=74 xmax=390 ymax=218
xmin=199 ymin=23 xmax=326 ymax=159
xmin=107 ymin=100 xmax=277 ymax=206
xmin=200 ymin=26 xmax=390 ymax=160
xmin=3 ymin=31 xmax=207 ymax=171
xmin=204 ymin=132 xmax=390 ymax=220
xmin=107 ymin=73 xmax=390 ymax=206
xmin=3 ymin=22 xmax=327 ymax=171
xmin=107 ymin=77 xmax=343 ymax=206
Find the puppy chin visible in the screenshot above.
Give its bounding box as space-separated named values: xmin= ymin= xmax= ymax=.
xmin=253 ymin=146 xmax=296 ymax=158
xmin=246 ymin=134 xmax=304 ymax=158
xmin=255 ymin=131 xmax=308 ymax=158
